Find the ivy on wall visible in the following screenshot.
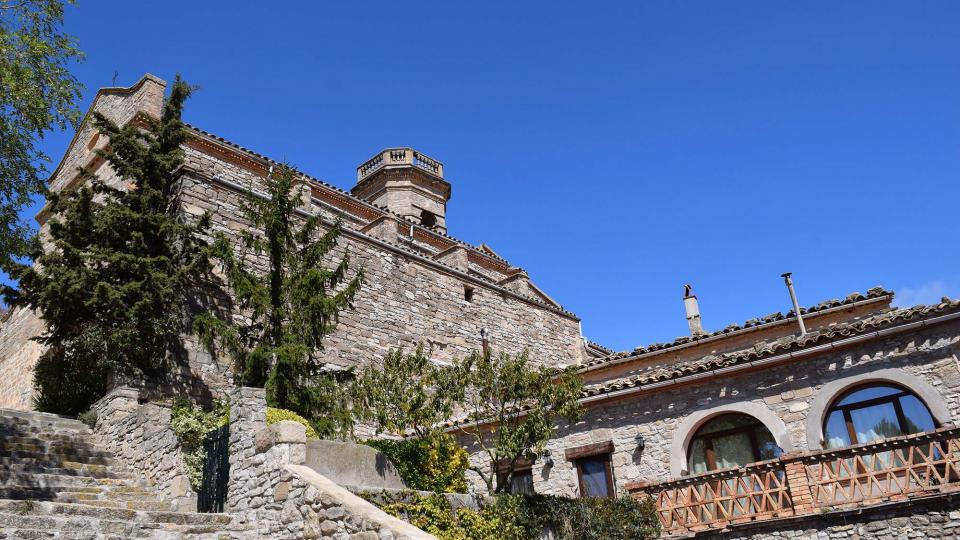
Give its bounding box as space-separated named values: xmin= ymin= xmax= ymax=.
xmin=363 ymin=435 xmax=469 ymax=493
xmin=169 ymin=399 xmax=229 ymax=489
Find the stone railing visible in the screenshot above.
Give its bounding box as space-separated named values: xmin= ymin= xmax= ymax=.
xmin=89 ymin=387 xmax=197 ymax=511
xmin=227 ymin=387 xmax=436 ymax=539
xmin=357 ymin=148 xmax=444 ymax=182
xmin=630 ymin=426 xmax=960 ymax=536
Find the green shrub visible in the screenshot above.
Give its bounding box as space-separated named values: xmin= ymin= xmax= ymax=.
xmin=266 ymin=407 xmax=319 ymax=439
xmin=363 ymin=435 xmax=469 ymax=493
xmin=371 ymin=491 xmax=660 ymax=540
xmin=77 ymin=410 xmax=97 ymax=428
xmin=170 ymin=399 xmax=229 ymax=490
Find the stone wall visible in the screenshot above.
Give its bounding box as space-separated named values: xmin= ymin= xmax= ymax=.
xmin=0 ymin=72 xmax=586 ymax=410
xmin=174 ymin=161 xmax=584 ymax=387
xmin=699 ymin=495 xmax=960 ymax=539
xmin=227 ymin=387 xmax=435 ymax=539
xmin=0 ymin=307 xmax=45 ymax=410
xmin=88 ymin=386 xmax=197 ymax=511
xmin=458 ymin=320 xmax=960 ymax=496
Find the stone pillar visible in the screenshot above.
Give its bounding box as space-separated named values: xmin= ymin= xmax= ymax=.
xmin=89 ymin=386 xmax=139 ymax=429
xmin=226 ymin=386 xmax=267 ymax=516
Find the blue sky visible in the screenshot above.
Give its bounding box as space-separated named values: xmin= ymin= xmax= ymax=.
xmin=21 ymin=1 xmax=960 ymax=351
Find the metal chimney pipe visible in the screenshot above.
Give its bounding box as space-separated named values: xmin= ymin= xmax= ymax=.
xmin=781 ymin=272 xmax=807 ymax=336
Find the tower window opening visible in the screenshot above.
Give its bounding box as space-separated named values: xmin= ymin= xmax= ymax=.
xmin=464 ymin=285 xmax=475 ymax=302
xmin=420 ymin=210 xmax=437 ymax=228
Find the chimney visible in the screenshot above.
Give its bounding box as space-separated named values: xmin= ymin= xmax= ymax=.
xmin=683 ymin=284 xmax=707 ymax=337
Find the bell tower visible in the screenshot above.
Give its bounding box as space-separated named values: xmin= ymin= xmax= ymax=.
xmin=352 ymin=148 xmax=451 ymax=233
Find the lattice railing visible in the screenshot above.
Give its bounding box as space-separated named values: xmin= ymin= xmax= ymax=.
xmin=643 ymin=461 xmax=793 ymax=532
xmin=631 ymin=427 xmax=960 ymax=535
xmin=805 ymin=427 xmax=960 ymax=508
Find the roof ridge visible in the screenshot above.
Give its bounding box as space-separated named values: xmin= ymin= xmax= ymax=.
xmin=582 ymin=297 xmax=960 ymax=396
xmin=578 ymin=286 xmax=894 ymax=371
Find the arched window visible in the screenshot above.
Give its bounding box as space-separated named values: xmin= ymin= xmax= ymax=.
xmin=823 ymin=384 xmax=937 ymax=449
xmin=687 ymin=414 xmax=782 ymax=474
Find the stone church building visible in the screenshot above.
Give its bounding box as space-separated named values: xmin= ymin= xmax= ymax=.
xmin=2 ymin=74 xmax=960 ymax=538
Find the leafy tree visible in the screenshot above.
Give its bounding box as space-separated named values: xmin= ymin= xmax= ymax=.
xmin=195 ymin=165 xmax=363 ymax=437
xmin=3 ymin=77 xmax=212 ymax=415
xmin=453 ymin=350 xmax=584 ymax=494
xmin=353 ymin=345 xmax=471 ymax=492
xmin=0 ymin=0 xmax=83 ymax=266
xmin=353 ymin=345 xmax=460 ymax=438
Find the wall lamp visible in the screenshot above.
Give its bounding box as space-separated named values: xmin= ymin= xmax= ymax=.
xmin=635 ymin=434 xmax=645 ymax=451
xmin=542 ymin=450 xmax=554 ymax=468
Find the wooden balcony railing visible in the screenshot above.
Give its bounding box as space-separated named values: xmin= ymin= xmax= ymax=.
xmin=629 ymin=426 xmax=960 ymax=535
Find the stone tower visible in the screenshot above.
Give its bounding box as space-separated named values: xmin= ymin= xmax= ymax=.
xmin=351 ymin=148 xmax=451 ymax=233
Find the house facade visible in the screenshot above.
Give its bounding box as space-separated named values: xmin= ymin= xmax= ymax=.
xmin=2 ymin=73 xmax=959 ymax=537
xmin=453 ymin=286 xmax=960 ymax=536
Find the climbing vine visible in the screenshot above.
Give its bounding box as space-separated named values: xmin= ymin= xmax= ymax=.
xmin=169 ymin=399 xmax=229 ymax=489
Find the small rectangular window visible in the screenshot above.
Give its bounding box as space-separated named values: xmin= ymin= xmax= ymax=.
xmin=464 ymin=284 xmax=475 ymax=302
xmin=575 ymin=455 xmax=614 ymax=498
xmin=565 ymin=441 xmax=616 ymax=499
xmin=497 ymin=467 xmax=535 ymax=495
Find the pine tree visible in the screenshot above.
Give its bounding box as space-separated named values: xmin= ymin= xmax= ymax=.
xmin=3 ymin=77 xmax=212 ymax=415
xmin=196 ymin=165 xmax=363 ymax=437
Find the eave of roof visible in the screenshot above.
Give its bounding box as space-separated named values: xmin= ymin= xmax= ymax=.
xmin=581 ymin=296 xmax=960 ymax=401
xmin=577 ymin=286 xmax=893 ymax=374
xmin=443 ymin=296 xmax=960 ymax=432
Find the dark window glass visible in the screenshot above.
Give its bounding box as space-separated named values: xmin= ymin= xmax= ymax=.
xmin=579 ymin=457 xmax=611 ymax=498
xmin=823 ymin=384 xmax=938 ymax=448
xmin=687 ymin=414 xmax=782 ymax=474
xmin=510 ymin=469 xmax=534 ymax=495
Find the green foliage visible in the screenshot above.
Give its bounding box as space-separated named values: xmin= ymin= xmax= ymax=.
xmin=0 ymin=0 xmax=83 ymax=266
xmin=453 ymin=350 xmax=584 ymax=494
xmin=353 ymin=345 xmax=460 ymax=439
xmin=196 ymin=165 xmax=363 ymax=437
xmin=266 ymin=407 xmax=319 ymax=439
xmin=364 ymin=435 xmax=469 ymax=493
xmin=77 ymin=409 xmax=97 ymax=428
xmin=4 ymin=76 xmax=213 ymax=415
xmin=373 ymin=492 xmax=660 ymax=540
xmin=169 ymin=398 xmax=229 ymax=490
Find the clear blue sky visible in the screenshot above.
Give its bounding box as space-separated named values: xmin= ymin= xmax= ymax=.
xmin=22 ymin=1 xmax=960 ymax=351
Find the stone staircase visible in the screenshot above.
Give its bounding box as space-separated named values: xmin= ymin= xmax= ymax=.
xmin=0 ymin=408 xmax=252 ymax=539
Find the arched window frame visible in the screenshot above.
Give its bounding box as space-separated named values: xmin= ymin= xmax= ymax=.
xmin=671 ymin=402 xmax=794 ymax=478
xmin=822 ymin=382 xmax=939 ymax=447
xmin=805 ymin=368 xmax=953 ymax=450
xmin=687 ymin=413 xmax=778 ymax=473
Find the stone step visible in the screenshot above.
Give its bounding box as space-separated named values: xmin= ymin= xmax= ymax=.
xmin=0 ymin=407 xmax=90 ymax=426
xmin=0 ymin=449 xmax=116 ymax=465
xmin=0 ymin=501 xmax=254 ymax=538
xmin=55 ymin=498 xmax=172 ymax=512
xmin=0 ymin=471 xmax=148 ymax=488
xmin=0 ymin=462 xmax=135 ymax=480
xmin=0 ymin=440 xmax=114 ymax=457
xmin=0 ymin=419 xmax=91 ymax=436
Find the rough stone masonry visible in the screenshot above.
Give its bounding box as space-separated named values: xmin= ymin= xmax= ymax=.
xmin=0 ymin=73 xmax=590 ymax=409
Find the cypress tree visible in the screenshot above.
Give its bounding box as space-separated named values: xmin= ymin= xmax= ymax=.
xmin=196 ymin=165 xmax=364 ymax=437
xmin=3 ymin=77 xmax=212 ymax=415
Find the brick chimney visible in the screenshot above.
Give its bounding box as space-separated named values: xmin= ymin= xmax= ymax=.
xmin=684 ymin=284 xmax=706 ymax=337
xmin=352 ymin=148 xmax=451 ymax=233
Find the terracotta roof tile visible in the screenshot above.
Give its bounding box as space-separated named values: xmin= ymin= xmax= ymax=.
xmin=578 ymin=286 xmax=893 ymax=371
